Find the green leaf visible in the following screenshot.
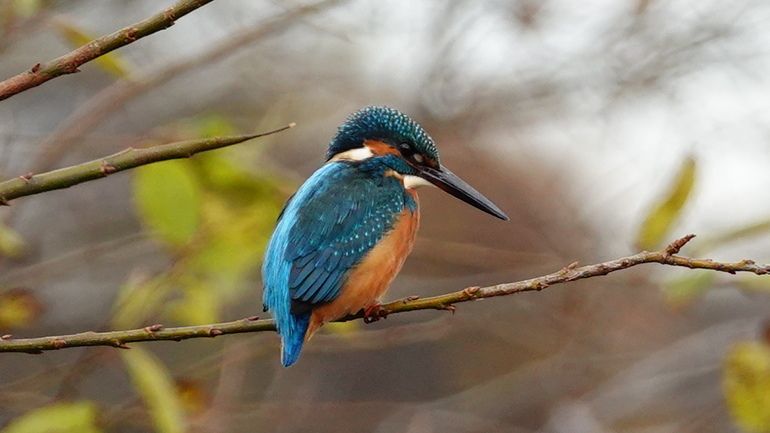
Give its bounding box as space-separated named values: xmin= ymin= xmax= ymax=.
xmin=122 ymin=347 xmax=186 ymax=433
xmin=192 ymin=198 xmax=277 ymax=288
xmin=324 ymin=320 xmax=362 ymax=336
xmin=662 ymin=271 xmax=715 ymax=308
xmin=111 ymin=273 xmax=175 ymax=329
xmin=188 ymin=154 xmax=284 ymax=295
xmin=637 ymin=157 xmax=696 ymax=250
xmin=0 ymin=288 xmax=42 ymax=329
xmin=133 ymin=160 xmax=202 ymax=247
xmin=52 ymin=17 xmax=131 ymax=78
xmin=176 ymin=379 xmax=208 ymax=415
xmin=694 ymin=218 xmax=770 ymax=255
xmin=0 ymin=222 xmax=26 ymax=258
xmin=735 ymin=275 xmax=770 ymax=294
xmin=165 ymin=279 xmax=219 ymax=325
xmin=12 ymin=0 xmax=43 ymax=18
xmin=724 ymin=342 xmax=770 ymax=433
xmin=196 ymin=114 xmax=236 ymax=138
xmin=129 ymin=132 xmax=285 ymax=326
xmin=194 ymin=153 xmax=284 ymax=205
xmin=1 ymin=401 xmax=102 ymax=433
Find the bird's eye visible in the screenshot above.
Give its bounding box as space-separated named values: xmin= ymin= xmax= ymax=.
xmin=413 ymin=154 xmax=424 ymax=163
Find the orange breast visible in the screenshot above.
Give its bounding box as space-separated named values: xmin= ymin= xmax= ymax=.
xmin=307 ymin=194 xmax=420 ymax=338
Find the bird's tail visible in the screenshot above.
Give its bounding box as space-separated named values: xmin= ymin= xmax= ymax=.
xmin=280 ymin=312 xmax=310 ymax=367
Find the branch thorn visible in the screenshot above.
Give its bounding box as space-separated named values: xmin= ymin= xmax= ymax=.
xmin=439 ymin=304 xmax=456 ymax=314
xmin=665 ymin=234 xmax=696 ymax=255
xmin=100 ymin=161 xmax=117 ymax=175
xmin=112 ymin=340 xmax=130 ymax=349
xmin=462 ymin=286 xmax=481 ymax=299
xmin=144 ymin=324 xmax=164 ymax=333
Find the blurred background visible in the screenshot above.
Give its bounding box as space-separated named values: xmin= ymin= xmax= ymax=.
xmin=0 ymin=0 xmax=769 ymax=432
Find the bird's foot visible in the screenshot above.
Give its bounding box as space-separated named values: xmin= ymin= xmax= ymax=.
xmin=362 ymin=303 xmax=388 ymax=324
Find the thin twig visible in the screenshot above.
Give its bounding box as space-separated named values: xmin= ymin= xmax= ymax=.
xmin=0 ymin=0 xmax=216 ymax=101
xmin=1 ymin=234 xmax=767 ymax=354
xmin=33 ymin=0 xmax=343 ymax=171
xmin=0 ymin=123 xmax=294 ymax=204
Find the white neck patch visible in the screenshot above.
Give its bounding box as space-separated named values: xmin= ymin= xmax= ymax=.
xmin=403 ymin=175 xmax=434 ymax=189
xmin=332 ymin=147 xmax=434 ymax=189
xmin=331 ymin=146 xmax=374 ymax=161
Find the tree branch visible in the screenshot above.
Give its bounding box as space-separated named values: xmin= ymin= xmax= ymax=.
xmin=0 ymin=0 xmax=216 ymax=101
xmin=1 ymin=234 xmax=767 ymax=354
xmin=33 ymin=0 xmax=344 ymax=171
xmin=0 ymin=123 xmax=294 ymax=205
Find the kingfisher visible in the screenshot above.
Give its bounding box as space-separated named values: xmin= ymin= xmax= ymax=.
xmin=262 ymin=106 xmax=508 ymax=366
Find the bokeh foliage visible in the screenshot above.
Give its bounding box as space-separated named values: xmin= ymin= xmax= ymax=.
xmin=638 ymin=155 xmax=770 ymax=432
xmin=119 ymin=115 xmax=285 ymax=328
xmin=2 ymin=0 xmax=770 ymax=431
xmin=0 ymin=401 xmax=102 ymax=433
xmin=724 ymin=342 xmax=770 ymax=433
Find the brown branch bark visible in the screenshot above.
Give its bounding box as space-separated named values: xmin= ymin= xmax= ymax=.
xmin=33 ymin=0 xmax=343 ymax=171
xmin=0 ymin=0 xmax=216 ymax=101
xmin=0 ymin=123 xmax=294 ymax=205
xmin=1 ymin=234 xmax=767 ymax=354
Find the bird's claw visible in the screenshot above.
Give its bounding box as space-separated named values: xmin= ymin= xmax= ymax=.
xmin=439 ymin=304 xmax=457 ymax=314
xmin=363 ymin=303 xmax=388 ymax=324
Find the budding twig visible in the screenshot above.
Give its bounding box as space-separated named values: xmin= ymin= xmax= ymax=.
xmin=0 ymin=0 xmax=216 ymax=101
xmin=1 ymin=234 xmax=766 ymax=354
xmin=0 ymin=123 xmax=294 ymax=204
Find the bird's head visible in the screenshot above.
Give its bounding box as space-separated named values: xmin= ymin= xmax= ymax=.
xmin=327 ymin=106 xmax=508 ymax=220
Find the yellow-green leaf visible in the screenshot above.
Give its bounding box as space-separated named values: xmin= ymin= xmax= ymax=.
xmin=0 ymin=288 xmax=42 ymax=329
xmin=176 ymin=379 xmax=209 ymax=415
xmin=192 ymin=198 xmax=277 ymax=290
xmin=111 ymin=273 xmax=175 ymax=329
xmin=324 ymin=320 xmax=361 ymax=336
xmin=637 ymin=157 xmax=696 ymax=250
xmin=122 ymin=347 xmax=186 ymax=433
xmin=52 ymin=18 xmax=130 ymax=78
xmin=12 ymin=0 xmax=43 ymax=18
xmin=196 ymin=114 xmax=236 ymax=138
xmin=187 ymin=154 xmax=284 ymax=296
xmin=1 ymin=401 xmax=102 ymax=433
xmin=735 ymin=275 xmax=770 ymax=294
xmin=164 ymin=280 xmax=219 ymax=325
xmin=662 ymin=271 xmax=715 ymax=308
xmin=693 ymin=218 xmax=770 ymax=255
xmin=724 ymin=342 xmax=770 ymax=433
xmin=0 ymin=223 xmax=26 ymax=258
xmin=134 ymin=160 xmax=202 ymax=247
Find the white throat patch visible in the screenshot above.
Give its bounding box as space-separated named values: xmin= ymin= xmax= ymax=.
xmin=331 ymin=147 xmax=374 ymax=161
xmin=403 ymin=175 xmax=434 ymax=189
xmin=332 ymin=147 xmax=434 ymax=189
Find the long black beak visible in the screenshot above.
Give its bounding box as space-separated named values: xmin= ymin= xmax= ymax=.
xmin=417 ymin=165 xmax=509 ymax=221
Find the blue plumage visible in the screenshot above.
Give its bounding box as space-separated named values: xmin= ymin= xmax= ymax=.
xmin=327 ymin=106 xmax=439 ymax=162
xmin=262 ymin=160 xmax=416 ymax=366
xmin=262 ymin=106 xmax=507 ymax=367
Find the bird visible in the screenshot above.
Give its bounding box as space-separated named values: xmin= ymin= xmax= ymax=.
xmin=262 ymin=106 xmax=508 ymax=366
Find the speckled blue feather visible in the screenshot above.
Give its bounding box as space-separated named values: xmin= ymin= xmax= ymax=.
xmin=327 ymin=106 xmax=439 ymax=162
xmin=262 ymin=159 xmax=417 ymax=366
